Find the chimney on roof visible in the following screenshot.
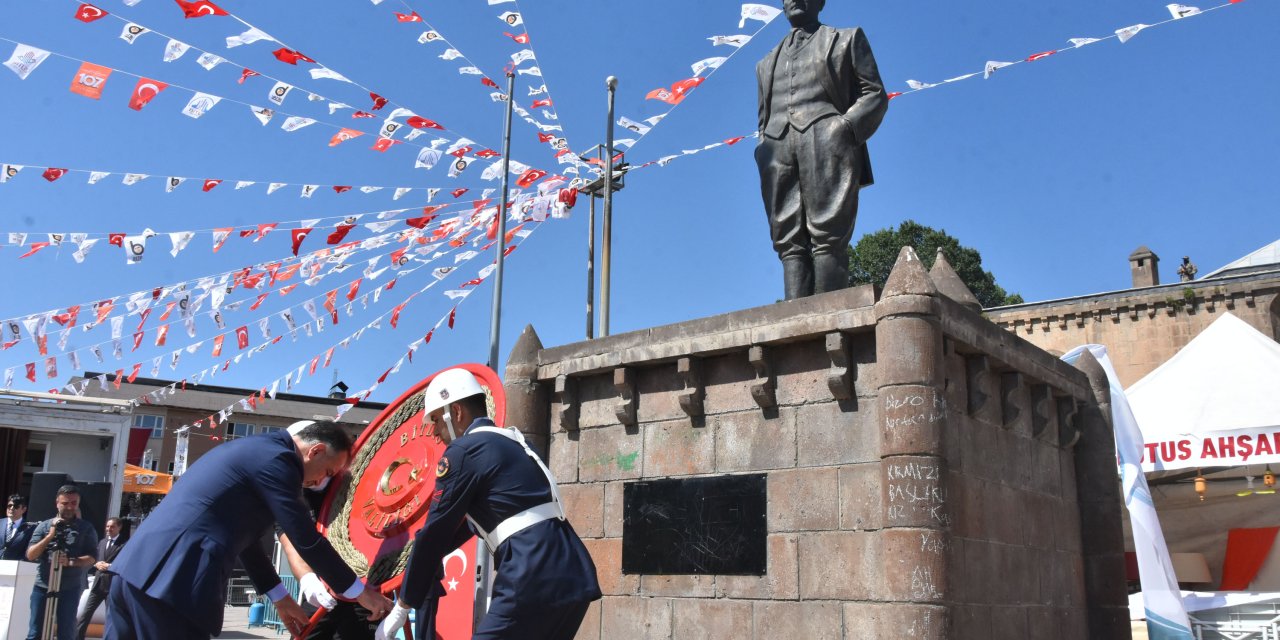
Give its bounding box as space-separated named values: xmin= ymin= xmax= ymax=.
xmin=328 ymin=381 xmax=349 ymax=399
xmin=1129 ymin=246 xmax=1160 ymax=288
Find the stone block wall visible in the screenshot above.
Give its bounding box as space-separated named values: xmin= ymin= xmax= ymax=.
xmin=504 ymin=249 xmax=1130 ymax=639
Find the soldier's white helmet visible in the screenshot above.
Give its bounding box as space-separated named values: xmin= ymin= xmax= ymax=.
xmin=287 ymin=420 xmax=317 ymax=435
xmin=424 ymin=368 xmax=485 ymax=415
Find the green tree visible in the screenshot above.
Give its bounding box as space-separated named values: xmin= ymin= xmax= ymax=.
xmin=847 ymin=220 xmax=1025 ymax=308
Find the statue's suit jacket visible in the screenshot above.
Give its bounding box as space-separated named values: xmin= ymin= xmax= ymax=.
xmin=111 ymin=430 xmax=358 ymax=636
xmin=756 ymin=24 xmax=887 ymax=188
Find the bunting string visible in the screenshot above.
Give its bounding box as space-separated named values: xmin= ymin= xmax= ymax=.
xmin=620 ymin=0 xmax=1247 ymax=173
xmin=0 ymin=36 xmax=549 ymax=185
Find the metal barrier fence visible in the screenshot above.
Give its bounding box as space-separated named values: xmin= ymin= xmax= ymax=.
xmin=259 ymin=575 xmax=300 ymax=634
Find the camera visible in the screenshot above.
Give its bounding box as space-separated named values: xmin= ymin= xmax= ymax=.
xmin=48 ymin=519 xmax=76 ymax=553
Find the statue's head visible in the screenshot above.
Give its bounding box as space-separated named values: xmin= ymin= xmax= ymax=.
xmin=784 ymin=0 xmax=825 ymax=27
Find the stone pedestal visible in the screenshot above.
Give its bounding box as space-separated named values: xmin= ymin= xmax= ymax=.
xmin=506 ymin=248 xmax=1129 ymax=640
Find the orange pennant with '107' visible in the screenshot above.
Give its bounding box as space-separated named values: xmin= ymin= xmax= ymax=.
xmin=70 ymin=62 xmax=112 ymax=100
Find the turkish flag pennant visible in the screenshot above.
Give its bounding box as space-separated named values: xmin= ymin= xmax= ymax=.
xmin=249 ymin=293 xmax=269 ymax=311
xmin=395 ymin=11 xmax=422 ymax=22
xmin=558 ymin=188 xmax=578 ymax=208
xmin=390 ymin=246 xmax=409 ymax=267
xmin=481 ymin=77 xmax=499 ymax=89
xmin=272 ymin=48 xmax=315 ymax=65
xmin=1026 ymin=50 xmax=1057 ymax=62
xmin=451 ymin=188 xmax=469 ymax=198
xmin=238 ymin=228 xmax=255 ymax=238
xmin=461 ymin=278 xmax=484 ymax=288
xmin=42 ymin=168 xmax=67 ymax=182
xmin=672 ymin=77 xmax=705 ymax=97
xmin=390 ymin=302 xmax=407 ymax=328
xmin=202 ymin=179 xmax=222 ymax=192
xmin=111 ymin=369 xmax=123 ymax=389
xmin=127 ymin=363 xmax=141 ymax=383
xmin=326 ymin=224 xmax=355 ymax=245
xmin=505 ymin=224 xmax=525 ymax=245
xmin=531 ymin=98 xmax=553 ymax=109
xmin=448 ymin=307 xmax=457 ymax=329
xmin=158 ymin=301 xmax=177 ymax=321
xmin=887 ymin=92 xmax=903 ymax=100
xmin=44 ymin=357 xmax=57 ymax=380
xmin=95 ymin=299 xmax=115 ymax=324
xmin=74 ymin=3 xmax=108 ymax=23
xmin=323 ymin=290 xmax=339 ymax=324
xmin=330 ymin=128 xmax=364 ymax=146
xmin=128 ymin=78 xmax=168 ymax=110
xmin=332 ymin=185 xmax=352 ymax=194
xmin=405 ymin=214 xmax=436 ymax=228
xmin=108 ymin=233 xmax=125 ymax=247
xmin=406 ymin=116 xmax=444 ymax=130
xmin=175 ymin=0 xmax=228 ymax=18
xmin=371 ymin=138 xmax=400 ymax=152
xmin=537 ymin=132 xmax=554 ymax=143
xmin=235 ymin=325 xmax=249 ymax=349
xmin=476 ymin=149 xmax=500 ymax=158
xmin=351 ymin=111 xmax=375 ymax=119
xmin=449 ymin=146 xmax=473 ymax=158
xmin=386 ymin=278 xmax=397 ymax=291
xmin=377 ymin=367 xmax=392 ymax=384
xmin=369 ymin=92 xmax=388 ymax=110
xmin=423 ymin=329 xmax=434 ymax=345
xmin=724 ymin=136 xmax=746 ymax=145
xmin=25 ymin=363 xmax=37 ymax=382
xmin=53 ymin=305 xmax=81 ymax=327
xmin=131 ymin=331 xmax=145 ymax=352
xmin=238 ymin=68 xmax=260 ymax=84
xmin=516 ymin=168 xmax=547 ymax=188
xmin=346 ymin=279 xmax=362 ymax=301
xmin=504 ymin=245 xmax=516 ymax=258
xmin=155 ymin=324 xmax=168 ymax=346
xmin=291 ymin=228 xmax=311 ymax=256
xmin=504 ymin=32 xmax=530 ymax=44
xmin=19 ymin=242 xmax=50 ymax=259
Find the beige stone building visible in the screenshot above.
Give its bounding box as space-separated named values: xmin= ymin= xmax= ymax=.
xmin=985 ymin=240 xmax=1280 ymax=386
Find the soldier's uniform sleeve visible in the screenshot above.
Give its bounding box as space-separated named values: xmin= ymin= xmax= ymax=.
xmin=400 ymin=444 xmax=484 ymax=609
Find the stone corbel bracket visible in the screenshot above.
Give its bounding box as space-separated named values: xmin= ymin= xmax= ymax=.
xmin=1000 ymin=371 xmax=1023 ymax=428
xmin=555 ymin=374 xmax=579 ymax=432
xmin=825 ymin=332 xmax=854 ymax=401
xmin=1056 ymin=395 xmax=1081 ymax=448
xmin=964 ymin=354 xmax=990 ymax=416
xmin=1031 ymin=384 xmax=1057 ymax=442
xmin=748 ymin=345 xmax=777 ymax=410
xmin=677 ymin=357 xmax=704 ymax=418
xmin=614 ymin=367 xmax=637 ymax=426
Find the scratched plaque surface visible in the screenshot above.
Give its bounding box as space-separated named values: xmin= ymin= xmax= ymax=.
xmin=621 ymin=474 xmax=767 ymax=575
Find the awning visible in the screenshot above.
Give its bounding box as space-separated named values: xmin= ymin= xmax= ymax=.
xmin=122 ymin=463 xmax=172 ymax=495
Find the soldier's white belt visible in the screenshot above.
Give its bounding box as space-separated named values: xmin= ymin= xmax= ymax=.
xmin=466 ymin=425 xmax=567 ymax=551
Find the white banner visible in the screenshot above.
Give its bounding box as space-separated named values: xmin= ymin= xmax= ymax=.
xmin=173 ymin=428 xmax=189 ymax=476
xmin=1139 ymin=424 xmax=1280 ymax=472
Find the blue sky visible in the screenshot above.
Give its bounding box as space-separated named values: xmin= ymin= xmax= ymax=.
xmin=1 ymin=0 xmax=1277 ymax=410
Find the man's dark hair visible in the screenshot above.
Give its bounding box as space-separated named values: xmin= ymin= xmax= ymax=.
xmin=106 ymin=517 xmax=122 ymax=527
xmin=294 ymin=421 xmax=354 ymax=456
xmin=458 ymin=393 xmax=489 ymax=418
xmin=7 ymin=494 xmax=25 ymax=508
xmin=56 ymin=485 xmax=80 ymax=497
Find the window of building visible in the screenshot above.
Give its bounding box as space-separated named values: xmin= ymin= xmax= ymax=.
xmin=24 ymin=441 xmax=49 ymax=474
xmin=226 ymin=423 xmax=255 ymax=440
xmin=258 ymin=425 xmax=284 ymax=435
xmin=133 ymin=414 xmax=165 ymax=439
xmin=147 ymin=459 xmax=159 ymax=472
xmin=167 ymin=462 xmax=175 ymax=474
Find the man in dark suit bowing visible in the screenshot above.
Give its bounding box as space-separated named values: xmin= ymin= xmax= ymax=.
xmin=755 ymin=0 xmax=888 ymax=299
xmin=2 ymin=494 xmax=36 ymax=561
xmin=105 ymin=422 xmax=393 ymax=640
xmin=76 ymin=517 xmax=125 ymax=640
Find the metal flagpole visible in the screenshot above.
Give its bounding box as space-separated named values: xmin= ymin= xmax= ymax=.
xmin=477 ymin=68 xmax=516 ymax=626
xmin=586 ymin=195 xmax=595 ymax=340
xmin=600 ymin=76 xmax=617 ymax=337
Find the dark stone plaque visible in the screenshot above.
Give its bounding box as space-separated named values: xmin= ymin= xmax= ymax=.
xmin=621 ymin=474 xmax=767 ymax=575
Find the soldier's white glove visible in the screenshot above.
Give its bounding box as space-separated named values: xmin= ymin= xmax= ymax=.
xmin=374 ymin=603 xmax=411 ymax=640
xmin=298 ymin=572 xmax=338 ymax=610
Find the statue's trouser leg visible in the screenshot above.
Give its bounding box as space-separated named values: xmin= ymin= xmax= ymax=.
xmin=755 ymin=129 xmax=812 ymax=299
xmin=797 ymin=116 xmax=862 ymax=293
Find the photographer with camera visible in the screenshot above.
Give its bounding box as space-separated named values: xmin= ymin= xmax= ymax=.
xmin=25 ymin=485 xmax=98 ymax=640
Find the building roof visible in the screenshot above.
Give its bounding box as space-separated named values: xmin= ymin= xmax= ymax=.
xmin=1202 ymin=238 xmax=1280 ymax=280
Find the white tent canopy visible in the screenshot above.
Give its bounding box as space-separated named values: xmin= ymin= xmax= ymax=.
xmin=1127 ymin=312 xmax=1280 ymax=472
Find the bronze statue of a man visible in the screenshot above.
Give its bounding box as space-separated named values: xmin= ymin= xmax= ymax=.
xmin=755 ymin=0 xmax=888 ymax=299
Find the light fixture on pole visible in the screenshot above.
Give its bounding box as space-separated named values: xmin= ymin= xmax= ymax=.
xmin=1194 ymin=471 xmax=1207 ymax=501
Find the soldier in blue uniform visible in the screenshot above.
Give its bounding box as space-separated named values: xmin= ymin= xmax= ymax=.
xmin=376 ymin=368 xmax=601 ymax=640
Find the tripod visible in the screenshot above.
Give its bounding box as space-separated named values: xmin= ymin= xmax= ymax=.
xmin=40 ymin=549 xmax=65 ymax=640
